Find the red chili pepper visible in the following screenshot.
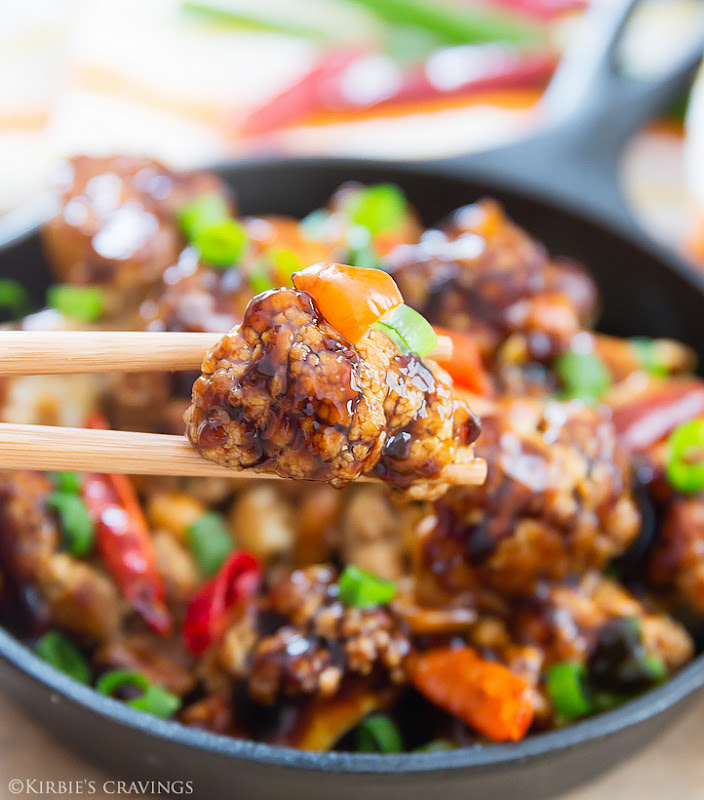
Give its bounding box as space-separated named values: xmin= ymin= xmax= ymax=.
xmin=432 ymin=326 xmax=493 ymax=396
xmin=611 ymin=381 xmax=704 ymax=453
xmin=239 ymin=47 xmax=556 ymax=137
xmin=239 ymin=48 xmax=365 ymax=137
xmin=82 ymin=414 xmax=171 ymax=635
xmin=182 ymin=551 xmax=261 ymax=655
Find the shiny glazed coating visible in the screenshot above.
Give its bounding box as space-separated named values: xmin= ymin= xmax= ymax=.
xmin=243 ymin=565 xmax=412 ymax=704
xmin=419 ymin=398 xmax=640 ymax=598
xmin=387 ymin=199 xmax=599 ymax=365
xmin=185 ymin=288 xmax=479 ymax=492
xmin=42 ymin=155 xmax=231 ymax=309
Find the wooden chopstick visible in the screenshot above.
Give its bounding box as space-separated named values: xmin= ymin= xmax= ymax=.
xmin=0 ymin=423 xmax=487 ymax=486
xmin=0 ymin=331 xmax=453 ymax=375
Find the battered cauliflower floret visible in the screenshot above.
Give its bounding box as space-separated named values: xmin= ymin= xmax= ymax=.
xmin=387 ymin=199 xmax=598 ymax=364
xmin=246 ymin=566 xmax=412 ymax=704
xmin=185 ymin=288 xmax=479 ymax=494
xmin=42 ymin=155 xmax=232 ymax=313
xmin=420 ymin=398 xmax=640 ymax=598
xmin=510 ymin=572 xmax=693 ymax=673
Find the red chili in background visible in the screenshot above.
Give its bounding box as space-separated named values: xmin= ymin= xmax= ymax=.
xmin=183 ymin=551 xmax=261 ymax=655
xmin=611 ymin=381 xmax=704 ymax=453
xmin=481 ymin=0 xmax=587 ymax=21
xmin=432 ymin=326 xmax=493 ymax=396
xmin=83 ymin=414 xmax=171 ymax=635
xmin=239 ymin=46 xmax=556 ymax=137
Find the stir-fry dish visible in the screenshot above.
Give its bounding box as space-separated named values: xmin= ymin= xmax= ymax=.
xmin=0 ymin=154 xmax=702 ymax=752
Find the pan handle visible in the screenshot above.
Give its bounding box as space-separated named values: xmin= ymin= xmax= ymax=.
xmin=432 ymin=0 xmax=704 ymax=237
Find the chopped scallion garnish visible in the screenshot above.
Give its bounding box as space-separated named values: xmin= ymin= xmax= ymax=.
xmin=0 ymin=279 xmax=30 ymax=319
xmin=177 ymin=193 xmax=230 ymax=240
xmin=35 ymin=631 xmax=90 ymax=684
xmin=555 ymin=350 xmax=611 ymax=405
xmin=47 ymin=285 xmax=106 ymax=323
xmin=338 ymin=565 xmax=396 ymax=609
xmin=49 ymin=471 xmax=82 ymax=493
xmin=631 ymin=337 xmax=668 ymax=377
xmin=193 ymin=219 xmax=248 ymax=267
xmin=249 ymin=265 xmax=276 ymax=295
xmin=46 ymin=491 xmax=94 ymax=557
xmin=346 ymin=184 xmax=407 ymax=237
xmin=373 ymin=303 xmax=437 ymax=357
xmin=356 ymin=713 xmax=403 ymax=753
xmin=545 ymin=662 xmax=593 ymax=720
xmin=187 ymin=511 xmax=234 ymax=577
xmin=96 ymin=669 xmax=181 ymax=719
xmin=666 ymin=419 xmax=704 ymax=494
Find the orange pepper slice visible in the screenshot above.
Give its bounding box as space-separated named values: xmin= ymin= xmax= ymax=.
xmin=411 ymin=647 xmax=534 ymax=742
xmin=432 ymin=326 xmax=492 ymax=396
xmin=293 ymin=262 xmax=403 ymax=344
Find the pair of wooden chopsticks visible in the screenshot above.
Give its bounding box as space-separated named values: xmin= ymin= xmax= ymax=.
xmin=0 ymin=331 xmax=486 ymax=487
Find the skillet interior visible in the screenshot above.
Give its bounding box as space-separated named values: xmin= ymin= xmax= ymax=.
xmin=1 ymin=157 xmax=703 ymax=800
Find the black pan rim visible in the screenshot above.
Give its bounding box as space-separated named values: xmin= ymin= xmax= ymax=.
xmin=2 ymin=154 xmax=704 ymax=776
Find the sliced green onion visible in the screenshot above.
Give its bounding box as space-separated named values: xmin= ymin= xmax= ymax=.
xmin=0 ymin=279 xmax=30 ymax=318
xmin=373 ymin=303 xmax=438 ymax=358
xmin=35 ymin=631 xmax=90 ymax=684
xmin=249 ymin=265 xmax=276 ymax=295
xmin=192 ymin=219 xmax=248 ymax=267
xmin=666 ymin=419 xmax=704 ymax=493
xmin=47 ymin=285 xmax=105 ymax=323
xmin=555 ymin=350 xmax=611 ymax=405
xmin=96 ymin=669 xmax=181 ymax=719
xmin=356 ymin=714 xmax=403 ymax=753
xmin=346 ymin=225 xmax=381 ymax=270
xmin=49 ymin=471 xmax=82 ymax=493
xmin=346 ymin=184 xmax=407 ymax=237
xmin=46 ymin=491 xmax=94 ymax=557
xmin=177 ymin=193 xmax=230 ymax=240
xmin=271 ymin=248 xmax=303 ymax=281
xmin=186 ymin=511 xmax=234 ymax=577
xmin=545 ymin=662 xmax=593 ymax=720
xmin=631 ymin=337 xmax=668 ymax=377
xmin=338 ymin=565 xmax=396 ymax=609
xmin=414 ymin=739 xmax=457 ymax=753
xmin=641 ymin=653 xmax=667 ymax=684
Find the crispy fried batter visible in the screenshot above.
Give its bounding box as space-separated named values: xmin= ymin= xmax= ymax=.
xmin=185 ymin=288 xmax=479 ymax=494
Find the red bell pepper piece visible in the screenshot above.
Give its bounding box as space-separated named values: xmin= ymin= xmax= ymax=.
xmin=432 ymin=326 xmax=493 ymax=396
xmin=611 ymin=381 xmax=704 ymax=453
xmin=411 ymin=647 xmax=534 ymax=742
xmin=239 ymin=48 xmax=365 ymax=137
xmin=182 ymin=551 xmax=261 ymax=655
xmin=82 ymin=414 xmax=171 ymax=635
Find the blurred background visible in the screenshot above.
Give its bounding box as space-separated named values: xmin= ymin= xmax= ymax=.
xmin=1 ymin=0 xmax=704 ymax=260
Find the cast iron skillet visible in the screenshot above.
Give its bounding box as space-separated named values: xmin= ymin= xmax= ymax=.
xmin=1 ymin=1 xmax=704 ymax=798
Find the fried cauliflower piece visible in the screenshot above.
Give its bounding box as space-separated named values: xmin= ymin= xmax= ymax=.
xmin=42 ymin=154 xmax=232 ymax=313
xmin=185 ymin=288 xmax=479 ymax=495
xmin=419 ymin=398 xmax=640 ymax=598
xmin=387 ymin=199 xmax=598 ymax=364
